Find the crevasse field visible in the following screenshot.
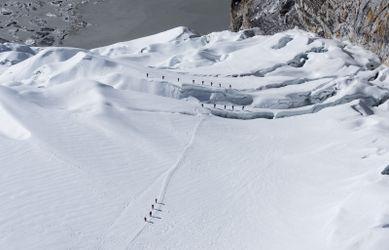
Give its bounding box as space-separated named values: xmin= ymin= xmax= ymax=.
xmin=0 ymin=27 xmax=389 ymax=250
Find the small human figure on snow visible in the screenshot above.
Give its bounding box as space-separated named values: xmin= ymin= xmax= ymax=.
xmin=152 ymin=204 xmax=155 ymax=210
xmin=144 ymin=217 xmax=147 ymax=222
xmin=155 ymin=198 xmax=158 ymax=203
xmin=149 ymin=211 xmax=152 ymax=217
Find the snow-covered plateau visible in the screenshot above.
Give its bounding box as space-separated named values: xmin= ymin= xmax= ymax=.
xmin=0 ymin=27 xmax=389 ymax=250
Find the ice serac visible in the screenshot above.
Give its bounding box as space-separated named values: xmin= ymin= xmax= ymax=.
xmin=230 ymin=0 xmax=389 ymax=65
xmin=1 ymin=27 xmax=388 ymax=121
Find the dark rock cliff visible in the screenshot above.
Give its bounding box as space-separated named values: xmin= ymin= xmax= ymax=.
xmin=231 ymin=0 xmax=388 ymax=64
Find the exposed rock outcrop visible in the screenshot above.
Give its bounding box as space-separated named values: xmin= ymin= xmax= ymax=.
xmin=230 ymin=0 xmax=389 ymax=64
xmin=0 ymin=0 xmax=90 ymax=46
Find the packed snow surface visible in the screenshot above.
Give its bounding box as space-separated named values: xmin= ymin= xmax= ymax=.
xmin=0 ymin=27 xmax=389 ymax=250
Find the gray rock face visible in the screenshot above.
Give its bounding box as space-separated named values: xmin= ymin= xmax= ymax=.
xmin=0 ymin=0 xmax=93 ymax=47
xmin=230 ymin=0 xmax=389 ymax=64
xmin=231 ymin=0 xmax=301 ymax=33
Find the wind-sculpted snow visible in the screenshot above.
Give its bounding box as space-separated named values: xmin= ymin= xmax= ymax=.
xmin=0 ymin=27 xmax=388 ymax=120
xmin=0 ymin=27 xmax=389 ymax=250
xmin=0 ymin=87 xmax=31 ymax=140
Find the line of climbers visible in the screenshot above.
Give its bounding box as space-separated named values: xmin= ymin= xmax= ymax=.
xmin=146 ymin=73 xmax=233 ymax=89
xmin=144 ymin=198 xmax=164 ymax=223
xmin=201 ymin=103 xmax=246 ymax=111
xmin=145 ymin=73 xmax=248 ymax=112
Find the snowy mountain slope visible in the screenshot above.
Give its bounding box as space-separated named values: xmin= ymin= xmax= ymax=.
xmin=0 ymin=27 xmax=388 ymax=250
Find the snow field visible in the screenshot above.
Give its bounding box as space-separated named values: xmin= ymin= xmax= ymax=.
xmin=0 ymin=26 xmax=388 ymax=249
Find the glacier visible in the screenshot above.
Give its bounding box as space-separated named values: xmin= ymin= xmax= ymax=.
xmin=0 ymin=27 xmax=388 ymax=250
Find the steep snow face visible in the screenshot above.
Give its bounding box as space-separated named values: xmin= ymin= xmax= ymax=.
xmin=0 ymin=27 xmax=389 ymax=250
xmin=0 ymin=87 xmax=31 ymax=140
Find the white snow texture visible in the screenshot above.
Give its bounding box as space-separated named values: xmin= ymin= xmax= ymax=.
xmin=0 ymin=27 xmax=388 ymax=250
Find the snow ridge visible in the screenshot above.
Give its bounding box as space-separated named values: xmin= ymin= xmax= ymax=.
xmin=1 ymin=28 xmax=388 ymax=120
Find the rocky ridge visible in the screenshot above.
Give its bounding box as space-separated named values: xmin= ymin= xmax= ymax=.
xmin=0 ymin=0 xmax=98 ymax=46
xmin=230 ymin=0 xmax=388 ymax=65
